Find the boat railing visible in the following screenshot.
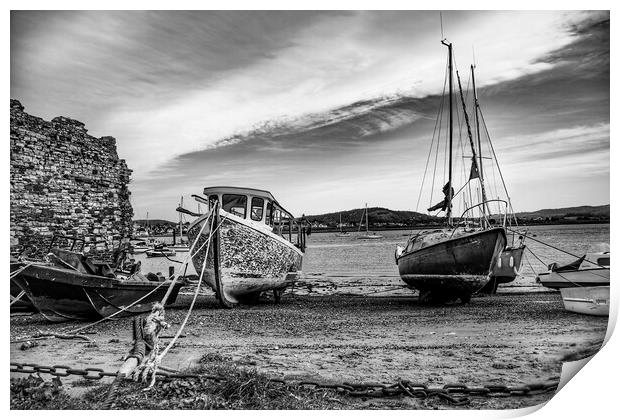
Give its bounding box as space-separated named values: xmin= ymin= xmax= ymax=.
xmin=458 ymin=199 xmax=509 ymax=229
xmin=46 ymin=235 xmax=86 ymax=253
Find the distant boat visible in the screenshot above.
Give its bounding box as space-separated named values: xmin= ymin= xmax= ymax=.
xmin=357 ymin=203 xmax=382 ymax=239
xmin=395 ymin=39 xmax=506 ymax=303
xmin=145 ymin=244 xmax=177 ymax=258
xmin=11 ymin=243 xmax=182 ymax=321
xmin=180 ymin=186 xmax=307 ymax=308
xmin=335 ymin=213 xmax=350 ymax=237
xmin=536 ymin=252 xmax=610 ymax=289
xmin=560 ymin=286 xmax=609 ymax=316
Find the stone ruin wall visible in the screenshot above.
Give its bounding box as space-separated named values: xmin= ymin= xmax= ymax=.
xmin=10 ymin=99 xmax=134 ymax=260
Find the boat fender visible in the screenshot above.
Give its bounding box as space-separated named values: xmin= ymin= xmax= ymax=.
xmin=395 ymin=246 xmax=404 ymax=262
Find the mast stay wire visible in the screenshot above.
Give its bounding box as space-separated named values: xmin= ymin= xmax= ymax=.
xmin=416 ymin=56 xmax=448 ymax=213
xmin=478 ymin=108 xmax=518 ymax=224
xmin=429 ymin=55 xmax=450 ymax=210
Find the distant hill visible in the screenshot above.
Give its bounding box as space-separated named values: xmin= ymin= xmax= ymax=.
xmin=514 ymin=204 xmax=610 ymax=219
xmin=306 ymin=207 xmax=439 ymax=228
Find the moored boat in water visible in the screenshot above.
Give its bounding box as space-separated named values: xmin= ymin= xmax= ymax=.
xmin=357 ymin=203 xmax=382 ymax=239
xmin=11 ymin=240 xmax=182 ymax=322
xmin=145 ymin=244 xmax=177 ymax=258
xmin=181 ymin=186 xmax=307 ymax=308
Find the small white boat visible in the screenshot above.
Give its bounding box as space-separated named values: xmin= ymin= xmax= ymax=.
xmin=560 ymin=286 xmax=609 ymax=316
xmin=335 ymin=213 xmax=350 ymax=237
xmin=536 ymin=252 xmax=610 ymax=289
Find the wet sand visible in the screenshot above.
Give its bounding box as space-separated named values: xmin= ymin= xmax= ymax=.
xmin=10 ymin=290 xmax=608 ymax=409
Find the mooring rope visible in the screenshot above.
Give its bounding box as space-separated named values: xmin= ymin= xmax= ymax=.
xmin=508 ymin=228 xmax=608 ymax=269
xmin=159 ymin=211 xmax=227 ymax=361
xmin=10 ymin=291 xmax=26 ymax=307
xmin=10 ymin=262 xmax=34 ymax=279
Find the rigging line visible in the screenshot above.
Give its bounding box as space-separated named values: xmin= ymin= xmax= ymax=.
xmin=478 ymin=108 xmax=517 ymax=222
xmin=511 ymin=228 xmax=608 ymax=268
xmin=440 ymin=12 xmax=444 ymax=39
xmin=430 ymin=55 xmax=449 ymax=210
xmin=416 ymin=59 xmax=448 ymax=213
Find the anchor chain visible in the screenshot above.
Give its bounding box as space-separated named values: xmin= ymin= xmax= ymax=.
xmin=10 ymin=361 xmax=559 ymax=407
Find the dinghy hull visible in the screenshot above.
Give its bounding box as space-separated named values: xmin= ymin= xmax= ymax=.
xmin=12 ymin=265 xmax=181 ymax=322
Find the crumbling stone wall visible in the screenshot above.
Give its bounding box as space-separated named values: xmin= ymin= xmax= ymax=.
xmin=10 ymin=99 xmax=133 ymax=259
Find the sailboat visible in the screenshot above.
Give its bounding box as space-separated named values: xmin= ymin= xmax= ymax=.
xmin=465 ymin=65 xmax=526 ymax=293
xmin=358 ymin=203 xmax=382 ymax=239
xmin=335 ymin=213 xmax=350 ymax=237
xmin=170 ymin=196 xmax=190 ymax=252
xmin=394 ymin=39 xmax=506 ymax=304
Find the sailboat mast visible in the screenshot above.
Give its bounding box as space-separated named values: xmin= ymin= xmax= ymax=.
xmin=179 ymin=196 xmax=184 ymax=241
xmin=471 ymin=65 xmax=490 ymax=217
xmin=365 ymin=203 xmax=369 ymax=233
xmin=441 ymin=40 xmax=453 ymax=223
xmin=456 ymin=69 xmax=490 ymax=228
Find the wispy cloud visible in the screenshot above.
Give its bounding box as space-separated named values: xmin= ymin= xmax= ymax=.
xmin=11 ymin=10 xmax=609 ymax=218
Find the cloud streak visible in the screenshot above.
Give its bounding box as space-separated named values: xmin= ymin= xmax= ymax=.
xmin=10 ymin=10 xmax=609 ymax=218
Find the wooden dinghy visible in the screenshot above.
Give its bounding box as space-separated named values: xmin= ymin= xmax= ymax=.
xmin=183 ymin=186 xmax=307 ymax=308
xmin=11 ymin=247 xmax=182 ymax=322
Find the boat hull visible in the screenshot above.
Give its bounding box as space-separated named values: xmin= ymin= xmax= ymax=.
xmin=397 ymin=227 xmax=506 ymax=299
xmin=537 ymin=268 xmax=610 ymax=289
xmin=482 ymin=245 xmax=525 ymax=293
xmin=12 ymin=265 xmax=181 ymax=322
xmin=187 ymin=209 xmax=303 ymax=307
xmin=560 ymin=286 xmax=609 ymax=316
xmin=10 ymin=261 xmax=36 ymax=311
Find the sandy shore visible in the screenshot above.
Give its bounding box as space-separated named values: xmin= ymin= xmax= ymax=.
xmin=10 ymin=290 xmax=607 ymax=409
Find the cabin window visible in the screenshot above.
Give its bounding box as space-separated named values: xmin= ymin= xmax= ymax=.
xmin=266 ymin=202 xmax=273 ymax=225
xmin=208 ymin=195 xmax=219 ymax=210
xmin=222 ymin=194 xmax=247 ymax=218
xmin=251 ymin=197 xmax=264 ymax=221
xmin=597 ymin=257 xmax=610 ymax=266
xmin=273 ymin=208 xmax=282 ymax=224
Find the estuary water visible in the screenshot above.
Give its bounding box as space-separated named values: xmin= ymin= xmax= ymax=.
xmin=134 ymin=224 xmax=610 ymax=296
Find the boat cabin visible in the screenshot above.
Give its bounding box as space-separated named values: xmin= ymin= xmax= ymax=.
xmin=200 ymin=186 xmax=294 ymax=225
xmin=194 ymin=186 xmax=307 ymax=251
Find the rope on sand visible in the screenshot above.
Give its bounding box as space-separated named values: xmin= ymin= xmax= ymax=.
xmin=131 ymin=207 xmax=228 ymax=389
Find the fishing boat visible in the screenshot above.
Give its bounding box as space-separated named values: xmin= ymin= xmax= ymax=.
xmin=395 ymin=39 xmax=506 ymax=303
xmin=179 ymin=186 xmax=307 ymax=308
xmin=536 ymin=252 xmax=610 ymax=289
xmin=357 ymin=203 xmax=382 ymax=239
xmin=11 ymin=238 xmax=183 ymax=322
xmin=335 ymin=213 xmax=350 ymax=237
xmin=560 ymin=286 xmax=609 ymax=316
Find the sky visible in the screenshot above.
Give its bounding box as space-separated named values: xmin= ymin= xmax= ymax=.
xmin=10 ymin=10 xmax=610 ymax=220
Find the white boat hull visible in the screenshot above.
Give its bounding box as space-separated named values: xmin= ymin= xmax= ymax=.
xmin=560 ymin=286 xmax=609 ymax=316
xmin=187 ymin=209 xmax=303 ymax=307
xmin=537 ymin=268 xmax=610 ymax=289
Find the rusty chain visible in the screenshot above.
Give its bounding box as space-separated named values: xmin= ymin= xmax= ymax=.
xmin=10 ymin=361 xmax=558 ymax=406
